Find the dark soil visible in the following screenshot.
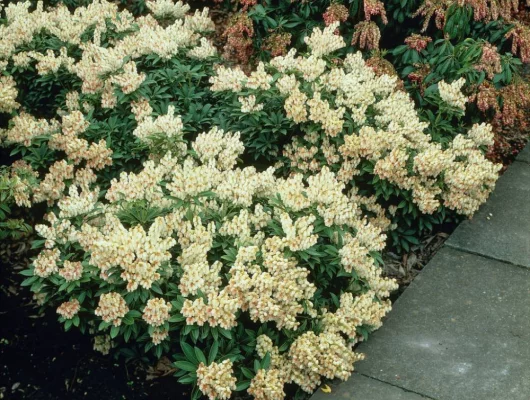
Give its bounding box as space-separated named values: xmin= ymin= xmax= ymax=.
xmin=0 ymin=247 xmax=187 ymax=400
xmin=384 ymin=230 xmax=451 ymax=299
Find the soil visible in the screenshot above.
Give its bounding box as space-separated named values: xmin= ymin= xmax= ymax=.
xmin=384 ymin=231 xmax=451 ymax=299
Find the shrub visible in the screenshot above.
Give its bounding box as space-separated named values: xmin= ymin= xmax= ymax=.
xmin=1 ymin=1 xmax=398 ymax=399
xmin=219 ymin=0 xmax=530 ymax=164
xmin=0 ymin=0 xmax=219 ymax=205
xmin=210 ymin=24 xmax=502 ymax=251
xmin=0 ymin=0 xmax=506 ymax=252
xmin=25 ymin=125 xmax=397 ymax=399
xmin=0 ymin=1 xmax=504 ymax=396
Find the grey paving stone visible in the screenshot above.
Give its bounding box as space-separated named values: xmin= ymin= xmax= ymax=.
xmin=311 ymin=374 xmax=431 ymax=400
xmin=446 ymin=161 xmax=530 ymax=267
xmin=354 ymin=247 xmax=530 ymax=400
xmin=516 ymin=144 xmax=530 ymax=164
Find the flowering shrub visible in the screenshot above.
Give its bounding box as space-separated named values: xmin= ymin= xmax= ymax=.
xmin=0 ymin=1 xmax=399 ymax=399
xmin=217 ymin=0 xmax=530 ymax=164
xmin=0 ymin=0 xmax=218 ymax=211
xmin=22 ymin=122 xmax=397 ymax=399
xmin=210 ymin=24 xmax=502 ymax=251
xmin=0 ymin=0 xmax=507 ymax=397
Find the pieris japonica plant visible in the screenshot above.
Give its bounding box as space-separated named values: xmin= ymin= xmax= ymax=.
xmin=0 ymin=0 xmax=220 ymax=234
xmin=22 ymin=118 xmax=397 ymax=399
xmin=1 ymin=1 xmax=397 ymax=399
xmin=210 ymin=23 xmax=502 ymax=251
xmin=0 ymin=1 xmax=501 ymax=397
xmin=219 ymin=0 xmax=530 ymax=167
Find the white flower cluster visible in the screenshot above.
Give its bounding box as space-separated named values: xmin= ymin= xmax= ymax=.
xmin=187 ymin=37 xmax=217 ymax=60
xmin=438 ymin=77 xmax=468 ymax=111
xmin=57 ymin=185 xmax=99 ymax=218
xmin=253 ymin=330 xmax=365 ymax=395
xmin=192 ymin=127 xmax=245 ymax=170
xmin=4 ymin=109 xmax=111 ymax=207
xmin=304 ymin=22 xmax=345 ymax=57
xmin=93 ymin=335 xmax=112 ymax=355
xmin=105 ymin=156 xmax=177 ymax=206
xmin=142 ymin=298 xmax=172 ymax=327
xmin=95 ymin=292 xmax=129 ymax=327
xmin=57 ymin=299 xmax=80 ymax=320
xmin=34 ymin=248 xmax=60 ymax=278
xmin=322 ymin=291 xmax=391 ymax=338
xmin=4 ymin=112 xmax=59 ymax=146
xmin=133 ymin=105 xmax=185 ymax=144
xmin=467 ymin=122 xmax=494 ymax=147
xmin=35 ymin=211 xmax=77 ymax=249
xmin=288 ymin=331 xmax=365 ymax=392
xmin=0 ymin=75 xmax=20 ymax=113
xmin=248 ymin=369 xmax=285 ymax=400
xmin=239 ymin=95 xmax=264 ymax=113
xmin=78 ymin=213 xmax=177 ymax=291
xmin=59 ymin=260 xmax=83 ymax=282
xmin=196 ymin=360 xmax=237 ymax=400
xmin=146 ymin=0 xmax=190 ymax=20
xmin=143 ymin=298 xmax=172 ymax=344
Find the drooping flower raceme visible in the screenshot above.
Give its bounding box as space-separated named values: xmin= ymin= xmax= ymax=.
xmin=438 ymin=77 xmax=468 ymax=111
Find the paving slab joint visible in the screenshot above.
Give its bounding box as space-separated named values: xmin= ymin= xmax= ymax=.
xmin=357 ymin=373 xmax=439 ymax=400
xmin=443 ymin=243 xmax=529 ymax=271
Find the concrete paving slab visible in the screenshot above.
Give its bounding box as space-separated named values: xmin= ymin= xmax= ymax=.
xmin=311 ymin=374 xmax=433 ymax=400
xmin=516 ymin=144 xmax=530 ymax=164
xmin=446 ymin=161 xmax=530 ymax=267
xmin=353 ymin=247 xmax=530 ymax=400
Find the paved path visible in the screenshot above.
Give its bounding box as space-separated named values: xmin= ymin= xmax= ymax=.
xmin=312 ymin=146 xmax=530 ymax=400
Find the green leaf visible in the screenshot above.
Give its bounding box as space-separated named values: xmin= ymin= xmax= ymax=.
xmin=124 ymin=326 xmax=132 ymax=343
xmin=241 ymin=367 xmax=254 ymax=379
xmin=110 ymin=325 xmax=120 ymax=339
xmin=191 ymin=327 xmax=200 ymax=343
xmin=178 ymin=375 xmax=197 ymax=384
xmin=235 ymin=380 xmax=250 ymax=391
xmin=174 ymin=361 xmax=198 ymax=372
xmin=155 ymin=345 xmax=163 ymax=359
xmin=219 ymin=328 xmax=232 ymax=340
xmin=208 ymin=340 xmax=219 ymax=364
xmin=261 ymin=352 xmax=271 ymax=370
xmin=191 ymin=385 xmax=201 ymax=400
xmin=78 ymin=291 xmax=86 ymax=304
xmin=128 ymin=310 xmax=142 ymax=318
xmin=21 ymin=276 xmax=38 ymax=287
xmin=181 ymin=342 xmax=199 ymax=365
xmin=194 ymin=347 xmax=207 ymax=365
xmin=169 ymin=314 xmax=185 ymax=323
